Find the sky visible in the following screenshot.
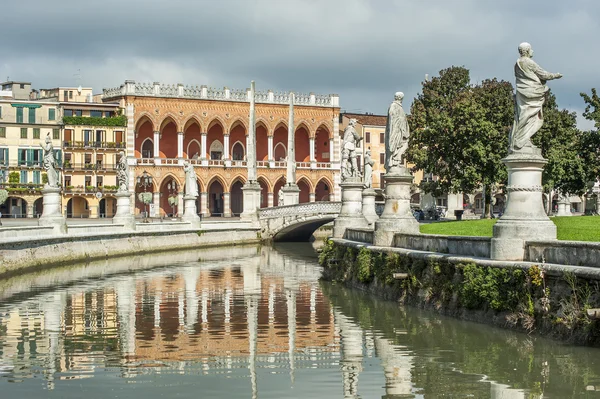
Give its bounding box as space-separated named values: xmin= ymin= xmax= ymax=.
xmin=1 ymin=0 xmax=597 ymax=129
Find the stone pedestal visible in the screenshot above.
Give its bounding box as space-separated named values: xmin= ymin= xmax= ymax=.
xmin=373 ymin=167 xmax=419 ymax=247
xmin=556 ymin=196 xmax=572 ymax=216
xmin=181 ymin=195 xmax=201 ymax=228
xmin=241 ymin=181 xmax=262 ymax=222
xmin=333 ymin=178 xmax=369 ymax=238
xmin=113 ymin=191 xmax=136 ymax=230
xmin=281 ymin=184 xmax=300 ymax=206
xmin=39 ymin=187 xmax=67 ymax=234
xmin=361 ymin=188 xmax=379 ymax=225
xmin=491 ymin=152 xmax=557 ymax=261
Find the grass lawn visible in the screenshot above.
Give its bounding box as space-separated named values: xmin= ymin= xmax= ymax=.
xmin=419 ymin=216 xmax=600 ymax=242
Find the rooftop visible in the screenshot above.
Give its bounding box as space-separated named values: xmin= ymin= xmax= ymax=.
xmin=342 ymin=113 xmax=388 ymax=127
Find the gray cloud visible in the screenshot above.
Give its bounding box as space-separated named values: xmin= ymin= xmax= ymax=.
xmin=0 ymin=0 xmax=597 ymax=129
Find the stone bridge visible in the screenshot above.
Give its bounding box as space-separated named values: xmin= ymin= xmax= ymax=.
xmin=258 ymin=202 xmax=341 ymax=242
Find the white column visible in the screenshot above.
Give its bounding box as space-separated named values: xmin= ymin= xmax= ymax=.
xmin=267 ymin=192 xmax=274 ymax=208
xmin=177 ymin=132 xmax=184 ymax=159
xmin=116 ymin=279 xmax=137 ymax=356
xmin=309 ymin=193 xmax=316 ymax=202
xmin=247 ymin=81 xmax=258 ymax=182
xmin=309 ymin=137 xmax=316 ymax=162
xmin=268 ymin=135 xmax=274 ymax=161
xmin=153 ymin=131 xmax=160 ymax=159
xmin=329 ymin=139 xmax=334 ymax=164
xmin=153 ymin=191 xmax=160 ymax=218
xmin=223 ymin=192 xmax=231 ymax=217
xmin=224 ymin=134 xmax=230 ymax=159
xmin=200 ymin=133 xmax=207 ymax=160
xmin=200 ymin=192 xmax=209 ymax=216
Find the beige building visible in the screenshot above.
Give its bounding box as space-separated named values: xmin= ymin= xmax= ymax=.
xmin=0 ymin=95 xmax=62 ymax=218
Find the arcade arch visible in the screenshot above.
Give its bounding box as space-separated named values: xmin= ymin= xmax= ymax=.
xmin=315 ymin=178 xmax=332 ymax=201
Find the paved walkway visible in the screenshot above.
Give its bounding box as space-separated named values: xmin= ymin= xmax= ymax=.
xmin=0 ymin=216 xmax=243 ymax=227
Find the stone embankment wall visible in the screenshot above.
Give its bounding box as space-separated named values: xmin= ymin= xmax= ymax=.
xmin=321 ymin=238 xmax=600 ymax=346
xmin=0 ymin=228 xmax=261 ymax=278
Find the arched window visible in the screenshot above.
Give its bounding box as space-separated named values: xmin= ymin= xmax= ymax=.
xmin=141 ymin=139 xmax=153 ymax=158
xmin=210 ymin=140 xmax=223 ymax=160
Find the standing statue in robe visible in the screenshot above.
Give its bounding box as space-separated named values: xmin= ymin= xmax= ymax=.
xmin=363 ymin=150 xmax=374 ymax=189
xmin=384 ymin=92 xmax=410 ymax=173
xmin=341 ymin=119 xmax=362 ymax=180
xmin=183 ymin=161 xmax=198 ymax=197
xmin=509 ymin=42 xmax=562 ymax=153
xmin=40 ymin=133 xmax=59 ymax=188
xmin=116 ymin=151 xmax=129 ymax=192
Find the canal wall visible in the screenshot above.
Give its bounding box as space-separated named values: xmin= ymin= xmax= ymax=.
xmin=0 ymin=227 xmax=261 ymax=278
xmin=321 ymin=238 xmax=600 ymax=346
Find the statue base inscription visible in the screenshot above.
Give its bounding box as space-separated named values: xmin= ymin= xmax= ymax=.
xmin=491 ymin=153 xmax=557 ymax=261
xmin=361 ymin=188 xmax=379 ymax=226
xmin=333 ymin=179 xmax=369 ymax=238
xmin=39 ymin=187 xmax=67 ymax=234
xmin=240 ymin=181 xmax=262 ymax=223
xmin=373 ymin=167 xmax=419 ymax=247
xmin=181 ymin=195 xmax=201 ymax=229
xmin=113 ymin=191 xmax=136 ymax=230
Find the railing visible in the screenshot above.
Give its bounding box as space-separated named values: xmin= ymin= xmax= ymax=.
xmin=9 ymin=161 xmax=43 ymax=168
xmin=231 ymin=160 xmax=247 ymax=167
xmin=137 ymin=158 xmax=155 ymax=165
xmin=163 ymin=158 xmax=179 ymax=165
xmin=63 ymin=141 xmax=126 ymax=149
xmin=316 ymin=162 xmax=331 ymax=168
xmin=63 ymin=186 xmax=118 ymax=194
xmin=296 ymin=162 xmax=311 ymax=168
xmin=0 ymin=183 xmax=43 ymax=193
xmin=208 ymin=159 xmax=224 ymax=166
xmin=62 ymin=163 xmax=117 ymax=171
xmin=130 ymin=158 xmax=332 ymax=169
xmin=103 ymin=81 xmax=338 ymax=107
xmin=256 ymin=161 xmax=269 ymax=168
xmin=188 ymin=159 xmax=203 ymax=165
xmin=258 ymin=201 xmax=341 ymax=218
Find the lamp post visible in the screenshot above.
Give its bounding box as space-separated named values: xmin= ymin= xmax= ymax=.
xmin=137 ymin=170 xmax=153 ymax=223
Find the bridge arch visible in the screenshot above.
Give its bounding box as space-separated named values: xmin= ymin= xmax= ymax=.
xmin=259 ymin=202 xmax=341 ymax=242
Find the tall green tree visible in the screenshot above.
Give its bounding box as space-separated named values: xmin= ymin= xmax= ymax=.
xmin=580 ymin=89 xmax=600 ymax=186
xmin=531 ymin=91 xmax=587 ymax=203
xmin=406 ymin=67 xmax=513 ymax=216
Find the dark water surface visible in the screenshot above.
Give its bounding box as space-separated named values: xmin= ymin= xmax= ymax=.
xmin=1 ymin=243 xmax=600 ymax=398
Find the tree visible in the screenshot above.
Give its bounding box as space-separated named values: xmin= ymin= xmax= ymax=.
xmin=406 ymin=67 xmax=513 ymax=217
xmin=580 ymin=89 xmax=600 ymax=185
xmin=531 ymin=91 xmax=587 ymax=213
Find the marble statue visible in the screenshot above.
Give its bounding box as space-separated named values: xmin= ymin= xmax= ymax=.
xmin=341 ymin=119 xmax=362 ymax=180
xmin=384 ymin=92 xmax=410 ymax=173
xmin=278 ymin=189 xmax=284 ymax=206
xmin=183 ymin=161 xmax=198 ymax=197
xmin=40 ymin=133 xmax=59 ymax=188
xmin=509 ymin=42 xmax=562 ymax=153
xmin=116 ymin=151 xmax=129 ymax=192
xmin=363 ymin=149 xmax=374 ymax=189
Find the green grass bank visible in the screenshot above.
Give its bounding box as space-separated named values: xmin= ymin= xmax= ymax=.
xmin=420 ymin=216 xmax=600 ymax=242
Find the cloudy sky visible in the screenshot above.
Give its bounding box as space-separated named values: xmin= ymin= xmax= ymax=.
xmin=1 ymin=0 xmax=597 ymax=128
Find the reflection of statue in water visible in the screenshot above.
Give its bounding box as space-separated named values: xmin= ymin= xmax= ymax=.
xmin=341 ymin=119 xmax=362 ymax=180
xmin=363 ymin=150 xmax=374 ymax=189
xmin=116 ymin=151 xmax=129 ymax=192
xmin=509 ymin=42 xmax=562 ymax=153
xmin=384 ymin=92 xmax=410 ymax=173
xmin=40 ymin=133 xmax=59 ymax=188
xmin=183 ymin=161 xmax=198 ymax=197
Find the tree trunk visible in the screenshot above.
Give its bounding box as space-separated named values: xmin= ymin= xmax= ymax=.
xmin=482 ymin=183 xmax=491 ymax=219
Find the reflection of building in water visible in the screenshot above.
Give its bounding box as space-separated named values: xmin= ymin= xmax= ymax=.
xmin=334 ymin=309 xmax=364 ymax=398
xmin=490 ymin=381 xmax=526 ymax=399
xmin=373 ymin=333 xmax=414 ymax=397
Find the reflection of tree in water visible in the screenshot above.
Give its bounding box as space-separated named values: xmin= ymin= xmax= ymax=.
xmin=320 ymin=281 xmax=600 ymax=398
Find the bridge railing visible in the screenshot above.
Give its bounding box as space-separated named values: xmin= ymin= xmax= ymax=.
xmin=258 ymin=201 xmax=341 ymax=218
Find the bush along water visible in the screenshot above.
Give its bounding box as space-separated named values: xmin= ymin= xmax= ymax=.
xmin=319 ymin=240 xmax=600 ymax=346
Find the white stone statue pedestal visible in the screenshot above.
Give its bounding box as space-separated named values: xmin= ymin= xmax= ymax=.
xmin=373 ymin=167 xmax=419 ymax=247
xmin=361 ymin=188 xmax=379 ymax=226
xmin=491 ymin=152 xmax=557 ymax=261
xmin=281 ymin=184 xmax=300 ymax=206
xmin=556 ymin=196 xmax=572 ymax=216
xmin=113 ymin=191 xmax=136 ymax=230
xmin=333 ymin=177 xmax=369 ymax=238
xmin=181 ymin=195 xmax=201 ymax=228
xmin=241 ymin=181 xmax=262 ymax=223
xmin=39 ymin=187 xmax=67 ymax=234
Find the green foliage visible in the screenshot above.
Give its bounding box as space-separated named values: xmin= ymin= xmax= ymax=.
xmin=532 ymin=91 xmax=587 ymax=195
xmin=558 ymin=272 xmax=593 ymax=330
xmin=63 ymin=115 xmax=127 ymax=127
xmin=8 ymin=172 xmax=19 ymax=183
xmin=581 ymin=88 xmax=600 ymax=131
xmin=0 ymin=189 xmax=7 ymax=205
xmin=460 ymin=264 xmax=526 ymax=311
xmin=138 ymin=192 xmax=152 ymax=204
xmin=406 ymin=67 xmax=512 ymax=200
xmin=168 ymin=196 xmax=178 ymax=207
xmin=42 ymin=173 xmax=48 ymax=184
xmin=356 ymin=248 xmax=373 ymax=283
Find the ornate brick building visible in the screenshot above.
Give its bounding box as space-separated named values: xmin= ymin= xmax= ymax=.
xmin=103 ymin=81 xmax=341 ymax=217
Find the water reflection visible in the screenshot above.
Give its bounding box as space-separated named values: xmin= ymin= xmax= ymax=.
xmin=1 ymin=244 xmax=600 ymax=398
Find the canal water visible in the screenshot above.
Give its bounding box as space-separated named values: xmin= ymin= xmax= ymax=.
xmin=1 ymin=243 xmax=600 ymax=398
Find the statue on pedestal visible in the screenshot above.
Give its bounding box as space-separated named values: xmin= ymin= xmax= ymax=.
xmin=116 ymin=151 xmax=129 ymax=192
xmin=183 ymin=161 xmax=198 ymax=197
xmin=363 ymin=150 xmax=374 ymax=189
xmin=341 ymin=119 xmax=362 ymax=180
xmin=509 ymin=42 xmax=562 ymax=153
xmin=278 ymin=189 xmax=284 ymax=206
xmin=384 ymin=92 xmax=410 ymax=173
xmin=40 ymin=133 xmax=59 ymax=188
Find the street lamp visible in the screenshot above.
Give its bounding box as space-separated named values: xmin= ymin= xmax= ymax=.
xmin=137 ymin=170 xmax=153 ymax=223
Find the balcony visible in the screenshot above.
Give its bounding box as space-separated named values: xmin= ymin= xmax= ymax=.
xmin=63 ymin=141 xmax=126 ymax=150
xmin=63 ymin=185 xmax=118 ymax=195
xmin=8 ymin=160 xmax=43 ymax=169
xmin=0 ymin=183 xmax=43 ymax=194
xmin=131 ymin=158 xmax=333 ymax=169
xmin=62 ymin=162 xmax=117 ymax=171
